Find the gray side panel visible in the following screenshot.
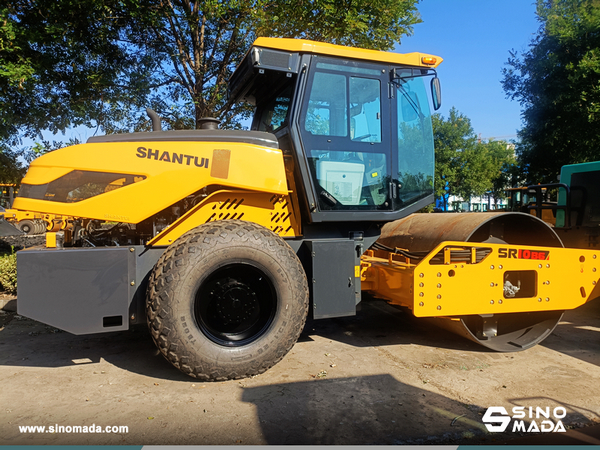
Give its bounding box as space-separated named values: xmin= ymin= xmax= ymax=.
xmin=307 ymin=240 xmax=356 ymax=319
xmin=287 ymin=232 xmax=379 ymax=317
xmin=129 ymin=247 xmax=165 ymax=325
xmin=17 ymin=247 xmax=133 ymax=335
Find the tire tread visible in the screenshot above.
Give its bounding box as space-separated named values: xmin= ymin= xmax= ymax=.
xmin=146 ymin=220 xmax=309 ymax=380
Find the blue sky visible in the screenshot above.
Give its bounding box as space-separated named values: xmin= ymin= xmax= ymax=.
xmin=398 ymin=0 xmax=540 ymax=141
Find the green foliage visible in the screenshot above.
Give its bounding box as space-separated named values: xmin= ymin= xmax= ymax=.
xmin=1 ymin=0 xmax=421 ymax=161
xmin=1 ymin=0 xmax=154 ymax=165
xmin=457 ymin=140 xmax=518 ymax=207
xmin=486 ymin=140 xmax=519 ymax=205
xmin=0 ymin=250 xmax=17 ymax=294
xmin=417 ymin=203 xmax=434 ymax=213
xmin=256 ymin=0 xmax=421 ymax=51
xmin=0 ymin=144 xmax=25 ymax=184
xmin=432 ymin=108 xmax=477 ymax=209
xmin=502 ymin=0 xmax=600 ymax=183
xmin=0 ymin=7 xmax=34 ymax=87
xmin=432 ymin=107 xmax=516 ymax=209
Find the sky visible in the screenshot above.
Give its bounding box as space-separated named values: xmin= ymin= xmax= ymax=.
xmin=398 ymin=0 xmax=540 ymax=141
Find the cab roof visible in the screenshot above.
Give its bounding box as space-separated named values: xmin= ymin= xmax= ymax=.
xmin=253 ymin=37 xmax=443 ymax=69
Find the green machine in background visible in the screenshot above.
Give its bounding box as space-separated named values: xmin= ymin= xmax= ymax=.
xmin=527 ymin=161 xmax=600 ymax=249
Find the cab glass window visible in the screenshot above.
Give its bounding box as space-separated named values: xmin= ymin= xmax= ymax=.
xmin=301 ymin=59 xmax=390 ymax=211
xmin=257 ymin=86 xmax=293 ymax=132
xmin=349 ymin=77 xmax=381 ymax=143
xmin=305 ymin=71 xmax=348 ymax=137
xmin=395 ymin=76 xmax=434 ymax=205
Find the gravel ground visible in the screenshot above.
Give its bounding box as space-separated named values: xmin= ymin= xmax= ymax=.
xmin=0 ymin=234 xmax=45 ymax=250
xmin=1 ymin=296 xmax=599 ymax=445
xmin=1 ymin=228 xmax=599 ymax=445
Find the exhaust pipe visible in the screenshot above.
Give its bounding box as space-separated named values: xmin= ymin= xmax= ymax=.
xmin=146 ymin=108 xmax=162 ymax=132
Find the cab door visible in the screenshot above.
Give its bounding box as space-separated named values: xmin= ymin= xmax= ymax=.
xmin=298 ymin=56 xmax=393 ymax=215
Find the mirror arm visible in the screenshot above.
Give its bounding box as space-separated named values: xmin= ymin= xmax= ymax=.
xmin=391 ymin=68 xmax=438 ymax=84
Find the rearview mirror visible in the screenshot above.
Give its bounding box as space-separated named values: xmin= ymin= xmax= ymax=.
xmin=431 ymin=77 xmax=442 ymax=111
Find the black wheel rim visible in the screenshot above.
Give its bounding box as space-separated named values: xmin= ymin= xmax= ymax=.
xmin=194 ymin=263 xmax=277 ymax=347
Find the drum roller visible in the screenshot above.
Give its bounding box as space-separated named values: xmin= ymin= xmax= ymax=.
xmin=377 ymin=212 xmax=565 ymax=351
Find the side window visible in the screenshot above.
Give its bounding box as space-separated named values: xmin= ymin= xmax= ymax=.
xmin=257 ymin=86 xmax=293 ymax=132
xmin=304 ymin=72 xmax=347 ymax=137
xmin=349 ymin=77 xmax=381 ymax=143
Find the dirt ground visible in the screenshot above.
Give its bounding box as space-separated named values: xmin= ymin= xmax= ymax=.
xmin=1 ymin=295 xmax=599 ymax=446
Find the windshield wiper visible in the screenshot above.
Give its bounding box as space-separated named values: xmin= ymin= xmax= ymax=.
xmin=396 ymin=83 xmax=424 ymax=120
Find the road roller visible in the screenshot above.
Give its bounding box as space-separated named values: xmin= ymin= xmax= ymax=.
xmin=13 ymin=38 xmax=600 ymax=380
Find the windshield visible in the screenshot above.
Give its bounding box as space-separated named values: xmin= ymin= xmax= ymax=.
xmin=394 ymin=76 xmax=435 ymax=206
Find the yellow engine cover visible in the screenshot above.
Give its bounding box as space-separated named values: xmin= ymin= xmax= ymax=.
xmin=14 ymin=139 xmax=289 ymax=225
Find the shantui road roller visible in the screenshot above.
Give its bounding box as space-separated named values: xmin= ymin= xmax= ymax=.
xmin=14 ymin=38 xmax=600 ymax=380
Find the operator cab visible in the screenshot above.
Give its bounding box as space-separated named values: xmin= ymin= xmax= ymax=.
xmin=229 ymin=38 xmax=442 ymax=224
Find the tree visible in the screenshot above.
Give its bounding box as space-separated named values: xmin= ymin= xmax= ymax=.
xmin=432 ymin=107 xmax=478 ymax=210
xmin=1 ymin=0 xmax=155 ymax=185
xmin=0 ymin=6 xmax=32 ymax=182
xmin=0 ymin=146 xmax=25 ymax=184
xmin=432 ymin=107 xmax=515 ymax=210
xmin=487 ymin=140 xmax=519 ymax=207
xmin=0 ymin=0 xmax=422 ymax=174
xmin=502 ymin=0 xmax=600 ymax=184
xmin=454 ymin=143 xmax=495 ymax=202
xmin=124 ymin=0 xmax=421 ymax=129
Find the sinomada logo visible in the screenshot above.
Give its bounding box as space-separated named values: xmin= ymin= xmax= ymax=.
xmin=482 ymin=406 xmax=567 ymax=433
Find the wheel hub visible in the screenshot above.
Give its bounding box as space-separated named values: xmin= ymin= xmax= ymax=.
xmin=212 ymin=279 xmax=258 ymax=326
xmin=195 ymin=263 xmax=277 ymax=346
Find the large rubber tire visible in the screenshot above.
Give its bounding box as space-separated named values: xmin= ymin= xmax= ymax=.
xmin=146 ymin=220 xmax=309 ymax=381
xmin=18 ymin=220 xmax=35 ymax=235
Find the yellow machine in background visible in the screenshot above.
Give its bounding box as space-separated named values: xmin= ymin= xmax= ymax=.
xmin=1 ymin=184 xmax=71 ymax=234
xmin=3 ymin=208 xmax=71 ymax=234
xmin=13 ymin=38 xmax=600 ymax=380
xmin=3 ymin=209 xmax=45 ymax=234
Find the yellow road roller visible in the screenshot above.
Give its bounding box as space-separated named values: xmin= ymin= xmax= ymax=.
xmin=13 ymin=38 xmax=600 ymax=380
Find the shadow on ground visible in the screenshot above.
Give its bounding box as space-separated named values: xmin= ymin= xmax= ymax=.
xmin=0 ymin=297 xmax=483 ymax=380
xmin=301 ymin=296 xmax=483 ymax=352
xmin=542 ymin=297 xmax=600 ymax=367
xmin=1 ymin=296 xmax=600 ymax=380
xmin=241 ymin=373 xmax=486 ymax=445
xmin=0 ymin=310 xmax=190 ymax=381
xmin=240 ymin=374 xmax=595 ymax=445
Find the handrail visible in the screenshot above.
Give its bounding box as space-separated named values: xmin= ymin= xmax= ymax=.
xmin=526 ymin=183 xmax=571 ymax=228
